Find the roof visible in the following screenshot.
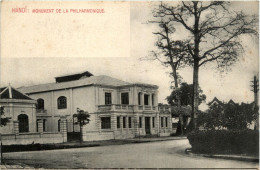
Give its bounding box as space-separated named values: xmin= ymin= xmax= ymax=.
xmin=132 ymin=83 xmax=158 ymax=89
xmin=0 ymin=86 xmax=33 ymax=100
xmin=18 ymin=75 xmax=132 ymax=94
xmin=228 ymin=99 xmax=238 ymax=105
xmin=55 ymin=71 xmax=93 ymax=83
xmin=208 ymin=97 xmax=223 ymax=106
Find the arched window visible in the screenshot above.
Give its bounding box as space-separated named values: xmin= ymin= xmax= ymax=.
xmin=57 ymin=96 xmax=67 ymax=109
xmin=18 ymin=114 xmax=29 ymax=133
xmin=36 ymin=98 xmax=44 ymax=110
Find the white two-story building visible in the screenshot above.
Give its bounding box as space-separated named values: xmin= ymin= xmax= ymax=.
xmin=19 ymin=71 xmax=172 ymax=141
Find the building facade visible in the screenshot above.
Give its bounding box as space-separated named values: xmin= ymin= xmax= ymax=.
xmin=0 ymin=86 xmax=37 ymax=134
xmin=0 ymin=85 xmax=67 ymax=145
xmin=19 ymin=72 xmax=172 ymax=141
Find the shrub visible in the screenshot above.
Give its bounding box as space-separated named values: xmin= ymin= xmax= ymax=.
xmin=187 ymin=130 xmax=259 ymax=155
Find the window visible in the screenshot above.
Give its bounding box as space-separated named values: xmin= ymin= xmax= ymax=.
xmin=105 ymin=92 xmax=112 ymax=105
xmin=37 ymin=98 xmax=44 ymax=110
xmin=121 ymin=93 xmax=129 ymax=105
xmin=152 ymin=117 xmax=155 ymax=128
xmin=165 ymin=117 xmax=168 ymax=127
xmin=43 ymin=119 xmax=46 ymax=131
xmin=58 ymin=119 xmax=61 ymax=132
xmin=36 ymin=119 xmax=40 ymax=132
xmin=144 ymin=94 xmax=149 ymax=105
xmin=123 ymin=117 xmax=126 ymax=128
xmin=152 ymin=94 xmax=155 ymax=106
xmin=128 ymin=117 xmax=132 ymax=128
xmin=57 ymin=96 xmax=67 ymax=109
xmin=161 ymin=117 xmax=164 ymax=127
xmin=101 ymin=117 xmax=111 ymax=129
xmin=138 ymin=92 xmax=141 ymax=105
xmin=117 ymin=116 xmax=120 ymax=128
xmin=139 ymin=117 xmax=142 ymax=128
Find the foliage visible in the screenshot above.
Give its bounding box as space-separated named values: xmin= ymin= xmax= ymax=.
xmin=73 ymin=108 xmax=90 ymax=127
xmin=73 ymin=108 xmax=90 ymax=144
xmin=197 ymin=103 xmax=257 ymax=130
xmin=197 ymin=104 xmax=225 ymax=130
xmin=187 ymin=130 xmax=259 ymax=154
xmin=0 ymin=106 xmax=11 ymax=127
xmin=166 ymin=82 xmax=206 ymax=106
xmin=224 ymin=104 xmax=258 ymax=130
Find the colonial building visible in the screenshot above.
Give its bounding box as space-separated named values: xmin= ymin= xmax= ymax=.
xmin=0 ymin=85 xmax=37 ymax=134
xmin=19 ymin=71 xmax=172 ymax=141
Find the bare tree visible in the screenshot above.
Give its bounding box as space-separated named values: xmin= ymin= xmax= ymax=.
xmin=153 ymin=1 xmax=258 ymax=129
xmin=149 ymin=20 xmax=190 ymax=86
xmin=148 ymin=18 xmax=190 ymax=135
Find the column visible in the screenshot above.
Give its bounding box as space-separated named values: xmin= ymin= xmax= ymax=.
xmin=142 ymin=116 xmax=145 ymax=135
xmin=111 ymin=113 xmax=117 ymax=131
xmin=163 ymin=117 xmax=166 ymax=130
xmin=157 ymin=114 xmax=160 ymax=136
xmin=149 ymin=94 xmax=152 ymax=106
xmin=141 ymin=93 xmax=144 ymax=105
xmin=150 ymin=116 xmax=153 ymax=134
xmin=119 ymin=116 xmax=122 ymax=132
xmin=37 ymin=119 xmax=43 ymax=133
xmin=133 ymin=113 xmax=139 ymax=136
xmin=154 ymin=91 xmax=159 ymax=111
xmin=96 ymin=115 xmax=101 ymax=133
xmin=126 ymin=116 xmax=129 ymax=133
xmin=13 ymin=121 xmax=19 ymax=134
xmin=70 ymin=88 xmax=73 ymax=115
xmin=60 ymin=116 xmax=67 ymax=142
xmin=51 ymin=91 xmax=55 ymax=132
xmin=133 ymin=86 xmax=138 ymax=105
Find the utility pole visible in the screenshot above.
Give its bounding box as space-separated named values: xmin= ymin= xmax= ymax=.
xmin=251 ymin=76 xmax=259 ymax=129
xmin=0 ymin=106 xmax=3 ymax=164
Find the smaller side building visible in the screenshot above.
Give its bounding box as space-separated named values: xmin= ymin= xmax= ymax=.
xmin=0 ymin=85 xmax=67 ymax=145
xmin=0 ymin=85 xmax=37 ymax=134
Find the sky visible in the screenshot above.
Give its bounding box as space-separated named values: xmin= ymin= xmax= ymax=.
xmin=0 ymin=1 xmax=259 ymax=111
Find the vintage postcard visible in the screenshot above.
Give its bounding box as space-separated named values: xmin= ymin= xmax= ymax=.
xmin=0 ymin=0 xmax=259 ymax=169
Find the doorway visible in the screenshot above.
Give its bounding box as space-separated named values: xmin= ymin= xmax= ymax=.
xmin=145 ymin=117 xmax=150 ymax=135
xmin=18 ymin=114 xmax=29 ymax=133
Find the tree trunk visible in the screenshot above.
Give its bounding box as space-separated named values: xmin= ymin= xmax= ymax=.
xmin=172 ymin=67 xmax=183 ymax=135
xmin=80 ymin=123 xmax=83 ymax=144
xmin=192 ymin=60 xmax=199 ymax=130
xmin=192 ymin=9 xmax=200 ymax=130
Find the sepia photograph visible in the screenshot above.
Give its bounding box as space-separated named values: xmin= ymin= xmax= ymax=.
xmin=0 ymin=1 xmax=259 ymax=169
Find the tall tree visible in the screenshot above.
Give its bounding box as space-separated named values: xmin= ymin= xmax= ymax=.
xmin=73 ymin=108 xmax=90 ymax=144
xmin=153 ymin=1 xmax=258 ymax=129
xmin=148 ymin=19 xmax=191 ymax=136
xmin=148 ymin=18 xmax=191 ymax=108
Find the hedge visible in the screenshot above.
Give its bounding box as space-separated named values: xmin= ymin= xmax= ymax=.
xmin=187 ymin=129 xmax=259 ymax=154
